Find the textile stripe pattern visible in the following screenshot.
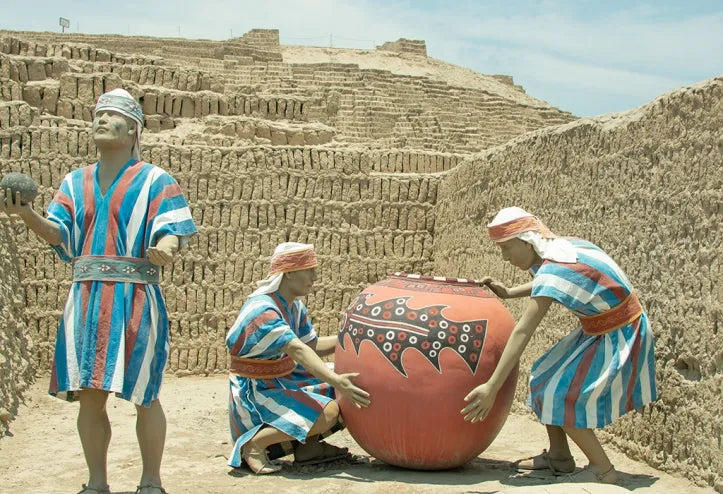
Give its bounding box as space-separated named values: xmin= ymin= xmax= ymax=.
xmin=46 ymin=159 xmax=197 ymax=407
xmin=226 ymin=291 xmax=337 ymax=467
xmin=528 ymin=239 xmax=657 ymax=428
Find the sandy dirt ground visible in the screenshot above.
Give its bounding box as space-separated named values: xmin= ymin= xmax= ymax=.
xmin=0 ymin=376 xmax=713 ymax=494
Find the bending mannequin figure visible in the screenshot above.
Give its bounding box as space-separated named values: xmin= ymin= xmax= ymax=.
xmin=461 ymin=207 xmax=657 ymax=485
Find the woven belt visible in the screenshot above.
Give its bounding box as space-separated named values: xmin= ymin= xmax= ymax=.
xmin=72 ymin=256 xmax=160 ymax=284
xmin=580 ymin=292 xmax=643 ymax=335
xmin=229 ymin=355 xmax=296 ymax=379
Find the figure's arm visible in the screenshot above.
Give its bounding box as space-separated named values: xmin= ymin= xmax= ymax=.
xmin=485 ymin=295 xmax=551 ymax=390
xmin=479 ymin=277 xmax=532 ymax=299
xmin=0 ymin=189 xmax=62 ymax=245
xmin=19 ymin=207 xmax=63 ymax=246
xmin=461 ymin=296 xmax=553 ymax=422
xmin=306 ymin=336 xmax=337 ymax=357
xmin=505 ymin=281 xmax=533 ymax=298
xmin=283 ymin=338 xmax=370 ymax=408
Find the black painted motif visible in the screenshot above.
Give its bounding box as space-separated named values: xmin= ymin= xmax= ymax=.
xmin=338 ymin=291 xmax=488 ymax=377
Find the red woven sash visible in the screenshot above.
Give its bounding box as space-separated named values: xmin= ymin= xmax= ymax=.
xmin=580 ymin=292 xmax=643 ymax=335
xmin=229 ymin=355 xmax=296 ymax=379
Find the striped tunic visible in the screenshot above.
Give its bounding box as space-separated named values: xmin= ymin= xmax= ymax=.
xmin=528 ymin=239 xmax=657 ymax=428
xmin=226 ymin=292 xmax=335 ymax=467
xmin=46 ymin=159 xmax=197 ymax=407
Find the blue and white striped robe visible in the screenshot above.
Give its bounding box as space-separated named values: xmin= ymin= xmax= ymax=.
xmin=46 ymin=159 xmax=196 ymax=407
xmin=528 ymin=239 xmax=657 ymax=429
xmin=226 ymin=291 xmax=336 ymax=467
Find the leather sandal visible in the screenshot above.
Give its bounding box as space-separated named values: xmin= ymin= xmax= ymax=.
xmin=242 ymin=444 xmax=282 ymax=474
xmin=558 ymin=464 xmax=617 ymax=484
xmin=293 ymin=441 xmax=350 ymax=466
xmin=77 ymin=485 xmax=111 ymax=494
xmin=135 ymin=483 xmax=168 ymax=494
xmin=514 ymin=449 xmax=575 ymax=475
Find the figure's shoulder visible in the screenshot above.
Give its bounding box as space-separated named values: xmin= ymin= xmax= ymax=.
xmin=244 ymin=294 xmax=282 ymax=314
xmin=235 ymin=295 xmax=283 ymax=326
xmin=565 ymin=237 xmax=603 ymax=252
xmin=138 ymin=162 xmax=182 ymax=187
xmin=534 ymin=260 xmax=563 ymax=274
xmin=139 ymin=161 xmax=166 ymax=177
xmin=59 ymin=164 xmax=94 ymax=189
xmin=155 ymin=164 xmax=183 ymax=185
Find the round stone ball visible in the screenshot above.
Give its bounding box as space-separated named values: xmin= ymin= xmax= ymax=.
xmin=0 ymin=173 xmax=38 ymax=205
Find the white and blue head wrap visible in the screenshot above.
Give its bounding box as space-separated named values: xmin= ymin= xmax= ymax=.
xmin=95 ymin=88 xmax=144 ymax=158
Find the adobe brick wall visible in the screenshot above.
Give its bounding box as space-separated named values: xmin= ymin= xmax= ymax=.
xmin=0 ymin=220 xmax=33 ymax=438
xmin=433 ymin=77 xmax=723 ymax=490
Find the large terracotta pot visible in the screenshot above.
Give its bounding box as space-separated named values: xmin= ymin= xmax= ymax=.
xmin=334 ymin=273 xmax=517 ymax=470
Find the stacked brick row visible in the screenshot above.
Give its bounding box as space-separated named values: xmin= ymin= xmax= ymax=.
xmin=1 ymin=34 xmax=162 ymax=66
xmin=433 ymin=78 xmax=723 ymax=490
xmin=77 ymin=60 xmax=223 ymax=93
xmin=220 ymin=61 xmax=576 ymax=152
xmin=237 ymin=29 xmax=280 ymax=50
xmin=186 ymin=116 xmax=334 ymax=146
xmin=0 ymin=101 xmax=36 ymax=128
xmin=139 ymin=90 xmax=308 ymax=122
xmin=3 ymin=51 xmax=312 ymax=130
xmin=2 ymin=31 xmax=283 ymax=64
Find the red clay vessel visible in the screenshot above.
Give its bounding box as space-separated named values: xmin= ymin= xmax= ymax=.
xmin=334 ymin=273 xmax=517 ymax=470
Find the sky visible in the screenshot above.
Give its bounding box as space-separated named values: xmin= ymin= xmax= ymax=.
xmin=1 ymin=1 xmax=721 ymax=116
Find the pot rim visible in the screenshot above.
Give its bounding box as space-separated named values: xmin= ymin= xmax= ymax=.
xmin=392 ymin=272 xmax=483 ymax=286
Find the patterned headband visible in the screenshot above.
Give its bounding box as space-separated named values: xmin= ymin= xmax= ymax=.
xmin=95 ymin=93 xmax=143 ymax=127
xmin=269 ymin=248 xmax=318 ymax=275
xmin=488 ymin=215 xmax=556 ymax=242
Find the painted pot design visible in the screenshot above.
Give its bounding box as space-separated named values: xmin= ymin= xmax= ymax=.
xmin=334 ymin=273 xmax=517 ymax=470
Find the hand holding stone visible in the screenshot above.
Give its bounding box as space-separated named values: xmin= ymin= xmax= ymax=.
xmin=0 ymin=187 xmax=32 ymax=222
xmin=0 ymin=173 xmax=38 ymax=204
xmin=0 ymin=173 xmax=37 ymax=222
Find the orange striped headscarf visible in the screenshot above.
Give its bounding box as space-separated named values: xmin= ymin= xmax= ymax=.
xmin=269 ymin=244 xmax=318 ymax=275
xmin=250 ymin=242 xmax=318 ymax=297
xmin=488 ymin=211 xmax=556 ymax=242
xmin=486 ymin=207 xmax=577 ymax=263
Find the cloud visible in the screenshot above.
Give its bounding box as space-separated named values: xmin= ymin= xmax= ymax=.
xmin=450 ymin=11 xmax=723 ymax=77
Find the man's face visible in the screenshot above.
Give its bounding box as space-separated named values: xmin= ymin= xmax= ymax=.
xmin=496 ymin=238 xmax=537 ymax=270
xmin=92 ymin=110 xmax=135 ymax=148
xmin=284 ymin=268 xmax=318 ymax=297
